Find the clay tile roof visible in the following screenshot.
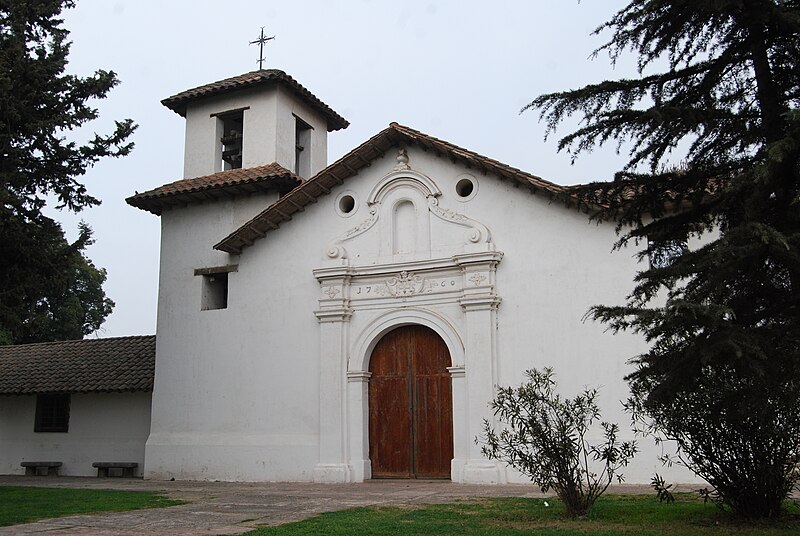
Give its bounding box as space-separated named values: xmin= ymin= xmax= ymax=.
xmin=214 ymin=122 xmax=567 ymax=254
xmin=161 ymin=69 xmax=349 ymax=131
xmin=126 ymin=163 xmax=301 ymax=215
xmin=389 ymin=122 xmax=564 ymax=194
xmin=0 ymin=335 xmax=156 ymax=395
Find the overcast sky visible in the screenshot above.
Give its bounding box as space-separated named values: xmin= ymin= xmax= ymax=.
xmin=52 ymin=0 xmax=635 ymax=338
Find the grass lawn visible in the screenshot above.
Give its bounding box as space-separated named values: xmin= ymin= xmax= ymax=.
xmin=0 ymin=486 xmax=184 ymax=527
xmin=250 ymin=494 xmax=800 ymax=536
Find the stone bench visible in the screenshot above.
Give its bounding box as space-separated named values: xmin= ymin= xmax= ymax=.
xmin=92 ymin=462 xmax=138 ymax=478
xmin=21 ymin=461 xmax=62 ymax=476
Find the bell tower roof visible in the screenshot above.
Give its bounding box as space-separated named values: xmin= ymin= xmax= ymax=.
xmin=161 ymin=69 xmax=349 ymax=132
xmin=162 ymin=69 xmax=346 ymax=180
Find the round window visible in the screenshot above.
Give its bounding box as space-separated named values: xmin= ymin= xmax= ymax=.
xmin=336 ymin=192 xmax=358 ymax=217
xmin=456 ymin=178 xmax=475 ymax=199
xmin=339 ymin=195 xmax=356 ymax=214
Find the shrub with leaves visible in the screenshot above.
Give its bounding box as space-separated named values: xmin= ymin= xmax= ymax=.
xmin=651 ymin=473 xmax=675 ymax=504
xmin=480 ymin=367 xmax=637 ymax=518
xmin=626 ymin=366 xmax=800 ymax=518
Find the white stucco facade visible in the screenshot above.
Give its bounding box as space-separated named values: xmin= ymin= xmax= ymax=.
xmin=0 ymin=392 xmax=152 ymax=477
xmin=0 ymin=71 xmax=700 ymax=485
xmin=145 ymin=138 xmax=696 ymax=484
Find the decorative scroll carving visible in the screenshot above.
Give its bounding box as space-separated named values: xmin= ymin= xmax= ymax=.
xmin=324 ymin=171 xmax=492 ymax=262
xmin=427 ymin=197 xmax=491 ymax=244
xmin=351 ymin=271 xmax=434 ymax=297
xmin=326 ymin=207 xmax=380 ymax=259
xmin=385 ymin=271 xmax=431 ymax=296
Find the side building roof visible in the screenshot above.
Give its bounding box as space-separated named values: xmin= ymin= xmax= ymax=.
xmin=0 ymin=335 xmax=156 ymax=395
xmin=161 ymin=69 xmax=349 ymax=132
xmin=126 ymin=163 xmax=301 ymax=216
xmin=214 ymin=122 xmax=568 ymax=254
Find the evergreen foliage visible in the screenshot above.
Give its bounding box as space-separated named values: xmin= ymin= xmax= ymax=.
xmin=480 ymin=368 xmax=637 ymax=518
xmin=525 ymin=1 xmax=800 ymax=518
xmin=0 ymin=0 xmax=135 ymax=344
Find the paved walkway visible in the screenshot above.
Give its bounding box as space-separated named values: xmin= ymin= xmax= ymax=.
xmin=0 ymin=476 xmax=657 ymax=535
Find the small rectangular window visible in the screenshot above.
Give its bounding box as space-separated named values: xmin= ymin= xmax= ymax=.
xmin=201 ymin=272 xmax=228 ymax=310
xmin=294 ymin=116 xmax=312 ymax=178
xmin=195 ymin=265 xmax=237 ymax=311
xmin=35 ymin=394 xmax=70 ymax=433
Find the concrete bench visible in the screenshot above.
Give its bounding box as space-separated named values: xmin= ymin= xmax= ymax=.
xmin=21 ymin=461 xmax=62 ymax=476
xmin=92 ymin=462 xmax=138 ymax=478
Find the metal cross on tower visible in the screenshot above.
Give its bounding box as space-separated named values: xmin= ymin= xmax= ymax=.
xmin=250 ymin=27 xmax=275 ymax=70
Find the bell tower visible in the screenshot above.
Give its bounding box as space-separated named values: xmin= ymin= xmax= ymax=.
xmin=161 ymin=70 xmax=349 ymax=179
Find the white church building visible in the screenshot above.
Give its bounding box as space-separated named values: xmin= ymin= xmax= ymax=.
xmin=0 ymin=69 xmax=691 ymax=484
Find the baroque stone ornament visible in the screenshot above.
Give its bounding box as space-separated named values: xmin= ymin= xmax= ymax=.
xmin=326 ymin=206 xmax=380 ymax=259
xmin=427 ymin=196 xmax=491 ymax=244
xmin=394 ymin=148 xmax=410 ymax=171
xmin=384 ymin=271 xmax=431 ymax=297
xmin=468 ymin=273 xmax=488 ymax=286
xmin=323 ymin=168 xmax=493 ymax=263
xmin=324 ymin=286 xmax=341 ymax=299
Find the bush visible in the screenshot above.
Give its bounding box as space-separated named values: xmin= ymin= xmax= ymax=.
xmin=480 ymin=367 xmax=637 ymax=518
xmin=627 ymin=363 xmax=800 ymax=518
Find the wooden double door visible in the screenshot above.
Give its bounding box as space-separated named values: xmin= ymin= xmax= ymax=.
xmin=368 ymin=325 xmax=454 ymax=479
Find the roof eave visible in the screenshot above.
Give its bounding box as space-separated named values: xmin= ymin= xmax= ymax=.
xmin=0 ymin=386 xmax=153 ymax=397
xmin=126 ymin=170 xmax=300 ymax=216
xmin=161 ymin=72 xmax=349 ymax=131
xmin=215 ymin=123 xmax=565 ymax=254
xmin=214 ymin=127 xmax=397 ymax=254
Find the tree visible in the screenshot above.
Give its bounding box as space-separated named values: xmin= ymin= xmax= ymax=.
xmin=526 ymin=1 xmax=800 ymax=518
xmin=481 ymin=368 xmax=637 ymax=518
xmin=0 ymin=217 xmax=114 ymax=345
xmin=0 ymin=0 xmax=135 ymax=344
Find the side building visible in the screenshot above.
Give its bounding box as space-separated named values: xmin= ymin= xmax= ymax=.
xmin=0 ymin=336 xmax=155 ymax=477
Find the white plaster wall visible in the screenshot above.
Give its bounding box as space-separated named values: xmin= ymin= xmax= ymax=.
xmin=149 ymin=145 xmax=698 ymax=484
xmin=181 ymin=86 xmax=328 ymax=179
xmin=146 ymin=190 xmax=318 ymax=481
xmin=0 ymin=392 xmax=152 ymax=477
xmin=404 ymin=155 xmax=658 ymax=483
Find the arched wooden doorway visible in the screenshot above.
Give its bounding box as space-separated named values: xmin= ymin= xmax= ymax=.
xmin=368 ymin=325 xmax=453 ymax=479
